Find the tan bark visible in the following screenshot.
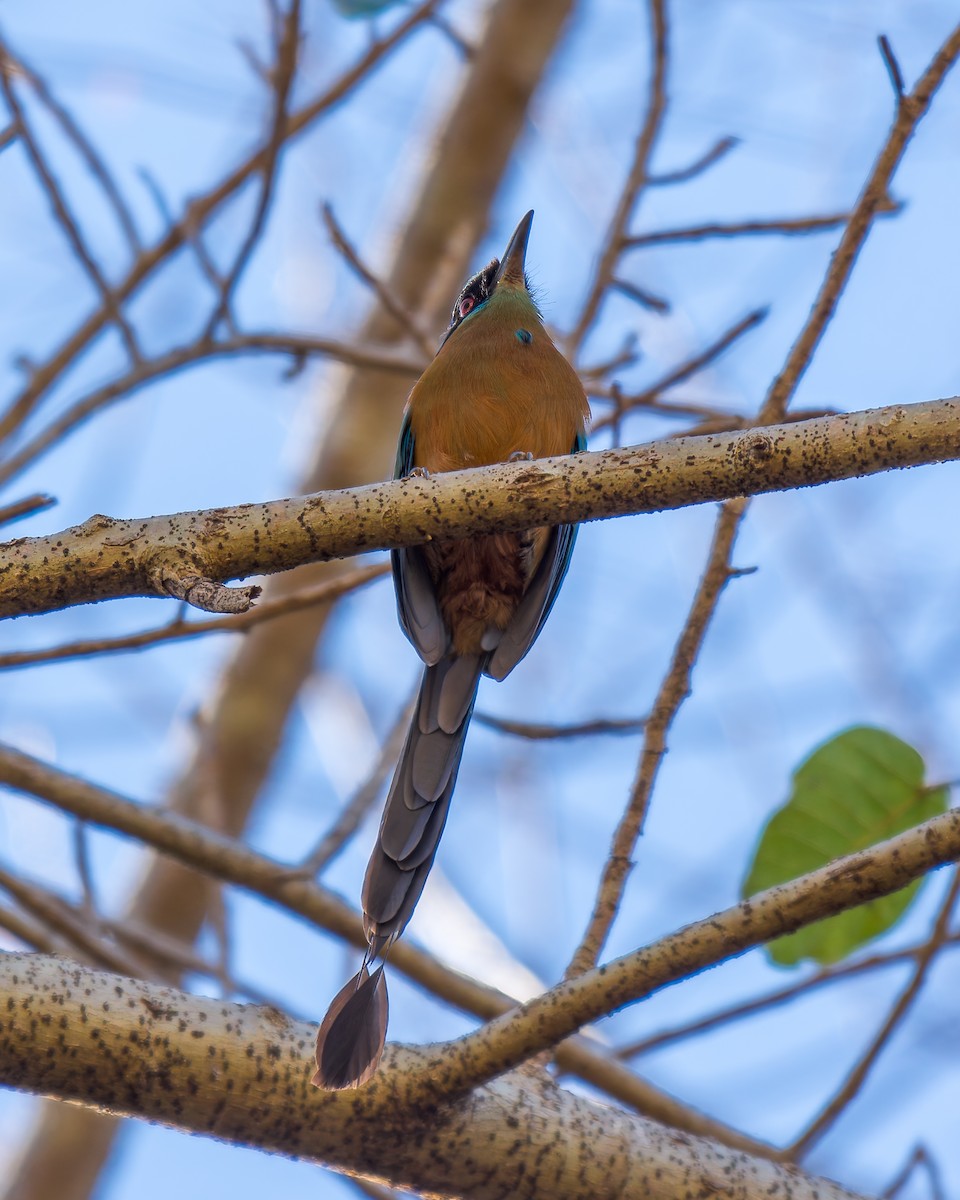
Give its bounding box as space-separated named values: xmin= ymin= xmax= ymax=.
xmin=0 ymin=954 xmax=866 ymax=1200
xmin=2 ymin=397 xmax=958 ymax=618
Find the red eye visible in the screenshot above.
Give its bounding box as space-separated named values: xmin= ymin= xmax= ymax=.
xmin=459 ymin=295 xmax=475 ymax=318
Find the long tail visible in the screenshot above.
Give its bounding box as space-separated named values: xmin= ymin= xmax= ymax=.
xmin=313 ymin=654 xmax=482 ymax=1089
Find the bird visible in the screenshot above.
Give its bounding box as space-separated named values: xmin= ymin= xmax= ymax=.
xmin=312 ymin=210 xmax=590 ymax=1090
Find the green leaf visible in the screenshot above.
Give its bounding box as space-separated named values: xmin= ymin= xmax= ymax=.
xmin=742 ymin=726 xmax=948 ymax=967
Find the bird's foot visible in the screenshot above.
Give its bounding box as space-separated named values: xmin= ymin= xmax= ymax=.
xmin=405 ymin=466 xmax=430 ymax=479
xmin=507 ymin=450 xmax=534 ymax=462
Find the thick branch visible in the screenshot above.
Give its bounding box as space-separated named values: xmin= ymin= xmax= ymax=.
xmin=2 ymin=397 xmax=958 ymax=618
xmin=0 ymin=954 xmax=866 ymax=1200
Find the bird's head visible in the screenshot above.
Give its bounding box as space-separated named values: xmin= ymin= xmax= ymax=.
xmin=441 ymin=210 xmax=536 ymax=345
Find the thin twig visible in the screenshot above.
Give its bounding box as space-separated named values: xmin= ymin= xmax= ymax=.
xmin=0 ymin=47 xmax=142 ymax=363
xmin=72 ymin=820 xmax=96 ymax=914
xmin=589 ymin=308 xmax=767 ymax=434
xmin=322 ymin=202 xmax=435 ymax=359
xmin=203 ymin=0 xmax=301 ymax=336
xmin=579 ymin=334 xmax=641 ymax=380
xmin=0 ymin=863 xmax=152 ymax=977
xmin=0 ymin=492 xmax=54 ymax=526
xmin=10 ymin=46 xmax=141 ymax=254
xmin=622 ymin=204 xmax=900 ymax=250
xmin=565 ymin=498 xmax=748 ymax=978
xmin=611 ymin=276 xmax=670 ymax=314
xmin=616 ymin=931 xmax=960 ymax=1059
xmin=879 ymin=34 xmax=906 ymax=99
xmin=761 ymin=24 xmax=960 ymax=423
xmin=425 ymin=12 xmax=473 ymax=59
xmin=0 ymin=335 xmax=422 ymax=490
xmin=881 ymin=1145 xmax=946 ymax=1200
xmin=567 ymin=0 xmax=668 ymax=355
xmin=0 ymin=121 xmax=17 ymax=152
xmin=474 ymin=713 xmax=646 ymax=740
xmin=295 ymin=692 xmax=415 ymax=876
xmin=788 ymin=868 xmax=960 ymax=1159
xmin=0 ymin=903 xmax=66 ymax=953
xmin=647 ymin=135 xmax=738 ymax=186
xmin=0 ymin=562 xmax=388 ymax=670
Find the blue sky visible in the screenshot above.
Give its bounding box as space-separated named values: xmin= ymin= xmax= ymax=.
xmin=1 ymin=1 xmax=959 ymax=1196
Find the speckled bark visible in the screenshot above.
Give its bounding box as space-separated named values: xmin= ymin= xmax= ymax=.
xmin=3 ymin=742 xmax=960 ymax=1149
xmin=1 ymin=397 xmax=958 ymax=618
xmin=0 ymin=954 xmax=866 ymax=1200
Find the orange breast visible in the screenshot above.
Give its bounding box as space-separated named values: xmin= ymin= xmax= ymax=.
xmin=407 ymin=299 xmax=589 ymax=654
xmin=408 ymin=310 xmax=588 ymax=473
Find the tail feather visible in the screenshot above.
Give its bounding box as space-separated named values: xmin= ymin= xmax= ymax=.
xmin=363 ymin=655 xmax=481 ymax=938
xmin=312 ymin=964 xmax=388 ymax=1090
xmin=313 ymin=655 xmax=482 ymax=1090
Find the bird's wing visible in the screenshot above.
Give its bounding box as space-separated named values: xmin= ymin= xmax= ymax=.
xmin=391 ymin=412 xmax=449 ymax=665
xmin=485 ymin=431 xmax=586 ymax=682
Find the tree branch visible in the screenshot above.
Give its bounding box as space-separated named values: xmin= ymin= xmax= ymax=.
xmin=2 ymin=397 xmax=958 ymax=618
xmin=407 ymin=807 xmax=960 ymax=1105
xmin=0 ymin=953 xmax=867 ymax=1200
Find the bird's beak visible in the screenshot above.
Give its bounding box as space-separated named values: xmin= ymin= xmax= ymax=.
xmin=494 ymin=210 xmax=533 ymax=289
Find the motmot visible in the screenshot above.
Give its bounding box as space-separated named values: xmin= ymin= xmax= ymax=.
xmin=313 ymin=211 xmax=590 ymax=1089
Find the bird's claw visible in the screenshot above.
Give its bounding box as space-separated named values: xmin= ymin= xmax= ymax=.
xmin=507 ymin=450 xmax=534 ymax=462
xmin=405 ymin=466 xmax=430 ymax=479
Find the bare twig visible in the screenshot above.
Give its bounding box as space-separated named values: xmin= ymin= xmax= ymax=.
xmin=0 ymin=864 xmax=151 ymax=978
xmin=788 ymin=868 xmax=960 ymax=1159
xmin=0 ymin=121 xmax=15 ymax=152
xmin=579 ymin=334 xmax=641 ymax=380
xmin=10 ymin=46 xmax=141 ymax=254
xmin=588 ymin=308 xmax=767 ymax=434
xmin=565 ymin=498 xmax=747 ymax=978
xmin=0 ymin=492 xmax=54 ymax=527
xmin=0 ymin=903 xmax=66 ymax=954
xmin=322 ymin=202 xmax=435 ymax=359
xmin=0 ymin=562 xmax=388 ymax=669
xmin=203 ymin=0 xmax=302 ymax=336
xmin=647 ymin=135 xmax=738 ymax=186
xmin=425 ymin=12 xmax=473 ymax=59
xmin=879 ymin=34 xmax=906 ymax=99
xmin=568 ymin=0 xmax=668 ymax=354
xmin=0 ymin=335 xmax=422 ymax=490
xmin=881 ymin=1145 xmax=946 ymax=1200
xmin=622 ymin=204 xmax=900 ymax=250
xmin=610 ymin=276 xmax=670 ymax=314
xmin=72 ymin=821 xmax=96 ymax=914
xmin=616 ymin=931 xmax=960 ymax=1059
xmin=0 ymin=47 xmax=142 ymax=363
xmin=761 ymin=23 xmax=960 ymax=422
xmin=295 ymin=692 xmax=415 ymax=875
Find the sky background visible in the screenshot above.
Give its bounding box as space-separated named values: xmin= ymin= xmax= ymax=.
xmin=1 ymin=1 xmax=959 ymax=1196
